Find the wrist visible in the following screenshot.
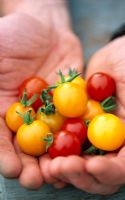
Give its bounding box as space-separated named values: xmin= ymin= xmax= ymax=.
xmin=3 ymin=0 xmax=72 ymax=32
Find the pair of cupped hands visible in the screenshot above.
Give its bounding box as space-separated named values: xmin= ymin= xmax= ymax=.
xmin=1 ymin=12 xmax=125 ymax=195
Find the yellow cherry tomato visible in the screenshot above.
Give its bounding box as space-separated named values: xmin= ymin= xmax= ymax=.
xmin=6 ymin=103 xmax=35 ymax=132
xmin=36 ymin=109 xmax=65 ymax=133
xmin=83 ymin=99 xmax=104 ymax=121
xmin=88 ymin=113 xmax=125 ymax=151
xmin=17 ymin=120 xmax=50 ymax=156
xmin=72 ymin=77 xmax=86 ymax=89
xmin=53 ymin=82 xmax=88 ymax=118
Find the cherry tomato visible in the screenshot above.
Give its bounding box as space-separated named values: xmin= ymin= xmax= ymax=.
xmin=53 ymin=82 xmax=88 ymax=118
xmin=19 ymin=77 xmax=49 ymax=111
xmin=36 ymin=109 xmax=65 ymax=133
xmin=88 ymin=113 xmax=125 ymax=151
xmin=48 ymin=130 xmax=81 ymax=158
xmin=62 ymin=118 xmax=87 ymax=144
xmin=72 ymin=77 xmax=86 ymax=89
xmin=83 ymin=99 xmax=104 ymax=121
xmin=6 ymin=103 xmax=35 ymax=132
xmin=17 ymin=120 xmax=50 ymax=156
xmin=87 ymin=72 xmax=116 ymax=101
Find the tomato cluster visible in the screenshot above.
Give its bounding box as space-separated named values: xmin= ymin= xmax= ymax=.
xmin=5 ymin=69 xmax=125 ymax=158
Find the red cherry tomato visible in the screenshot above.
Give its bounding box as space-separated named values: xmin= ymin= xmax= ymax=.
xmin=62 ymin=118 xmax=87 ymax=144
xmin=87 ymin=72 xmax=116 ymax=101
xmin=19 ymin=77 xmax=49 ymax=111
xmin=48 ymin=130 xmax=81 ymax=158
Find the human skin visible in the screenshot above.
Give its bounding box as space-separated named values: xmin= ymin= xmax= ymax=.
xmin=0 ymin=0 xmax=83 ymax=189
xmin=41 ymin=37 xmax=125 ymax=194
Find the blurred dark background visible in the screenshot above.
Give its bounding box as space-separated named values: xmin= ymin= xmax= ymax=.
xmin=69 ymin=0 xmax=125 ymax=62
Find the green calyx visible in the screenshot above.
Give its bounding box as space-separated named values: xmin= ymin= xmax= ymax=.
xmin=16 ymin=109 xmax=34 ymax=125
xmin=58 ymin=68 xmax=81 ymax=84
xmin=85 ymin=120 xmax=91 ymax=127
xmin=40 ymin=89 xmax=55 ymax=115
xmin=40 ymin=68 xmax=80 ymax=115
xmin=20 ymin=89 xmax=38 ymax=107
xmin=84 ymin=145 xmax=105 ymax=155
xmin=40 ymin=89 xmax=53 ymax=104
xmin=44 ymin=133 xmax=54 ymax=152
xmin=68 ymin=68 xmax=79 ymax=77
xmin=40 ymin=103 xmax=56 ymax=115
xmin=100 ymin=96 xmax=117 ymax=112
xmin=84 ymin=145 xmax=97 ymax=154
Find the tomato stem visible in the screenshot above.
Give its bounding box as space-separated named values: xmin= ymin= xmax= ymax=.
xmin=68 ymin=68 xmax=79 ymax=77
xmin=20 ymin=89 xmax=27 ymax=107
xmin=20 ymin=89 xmax=38 ymax=107
xmin=58 ymin=70 xmax=65 ymax=83
xmin=44 ymin=133 xmax=54 ymax=152
xmin=26 ymin=94 xmax=38 ymax=106
xmin=100 ymin=96 xmax=117 ymax=112
xmin=16 ymin=109 xmax=34 ymax=125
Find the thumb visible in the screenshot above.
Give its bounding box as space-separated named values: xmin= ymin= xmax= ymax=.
xmin=85 ymin=45 xmax=111 ymax=79
xmin=86 ymin=37 xmax=125 ymax=80
xmin=86 ymin=37 xmax=125 ymax=122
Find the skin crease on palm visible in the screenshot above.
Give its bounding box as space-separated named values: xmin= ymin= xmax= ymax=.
xmin=0 ymin=1 xmax=83 ymax=190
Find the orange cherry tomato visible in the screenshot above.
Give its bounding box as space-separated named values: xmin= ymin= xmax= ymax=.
xmin=6 ymin=103 xmax=35 ymax=132
xmin=36 ymin=109 xmax=65 ymax=133
xmin=83 ymin=99 xmax=104 ymax=121
xmin=17 ymin=120 xmax=50 ymax=156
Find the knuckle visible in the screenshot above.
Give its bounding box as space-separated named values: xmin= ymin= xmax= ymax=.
xmin=50 ymin=157 xmax=64 ymax=176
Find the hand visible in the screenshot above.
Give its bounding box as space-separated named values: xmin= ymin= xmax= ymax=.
xmin=42 ymin=36 xmax=125 ymax=194
xmin=0 ymin=12 xmax=83 ymax=189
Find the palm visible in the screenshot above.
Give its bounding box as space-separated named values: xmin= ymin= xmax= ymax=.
xmin=43 ymin=37 xmax=125 ymax=194
xmin=0 ymin=13 xmax=83 ymax=116
xmin=0 ymin=12 xmax=83 ymax=188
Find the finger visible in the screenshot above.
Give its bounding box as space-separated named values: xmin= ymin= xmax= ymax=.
xmin=49 ymin=155 xmax=118 ymax=194
xmin=0 ymin=57 xmax=42 ymax=91
xmin=93 ymin=185 xmax=120 ymax=195
xmin=48 ymin=157 xmax=69 ymax=183
xmin=39 ymin=154 xmax=65 ymax=185
xmin=37 ymin=32 xmax=84 ymax=84
xmin=0 ymin=117 xmax=22 ymax=177
xmin=53 ymin=182 xmax=67 ymax=189
xmin=85 ymin=49 xmax=110 ymax=79
xmin=14 ymin=138 xmax=43 ymax=189
xmin=49 ymin=42 xmax=83 ymax=84
xmin=56 ymin=33 xmax=84 ymax=74
xmin=83 ymin=152 xmax=117 ymax=161
xmin=86 ymin=36 xmax=125 ymax=80
xmin=86 ymin=155 xmax=125 ymax=185
xmin=85 ymin=38 xmax=125 ymax=79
